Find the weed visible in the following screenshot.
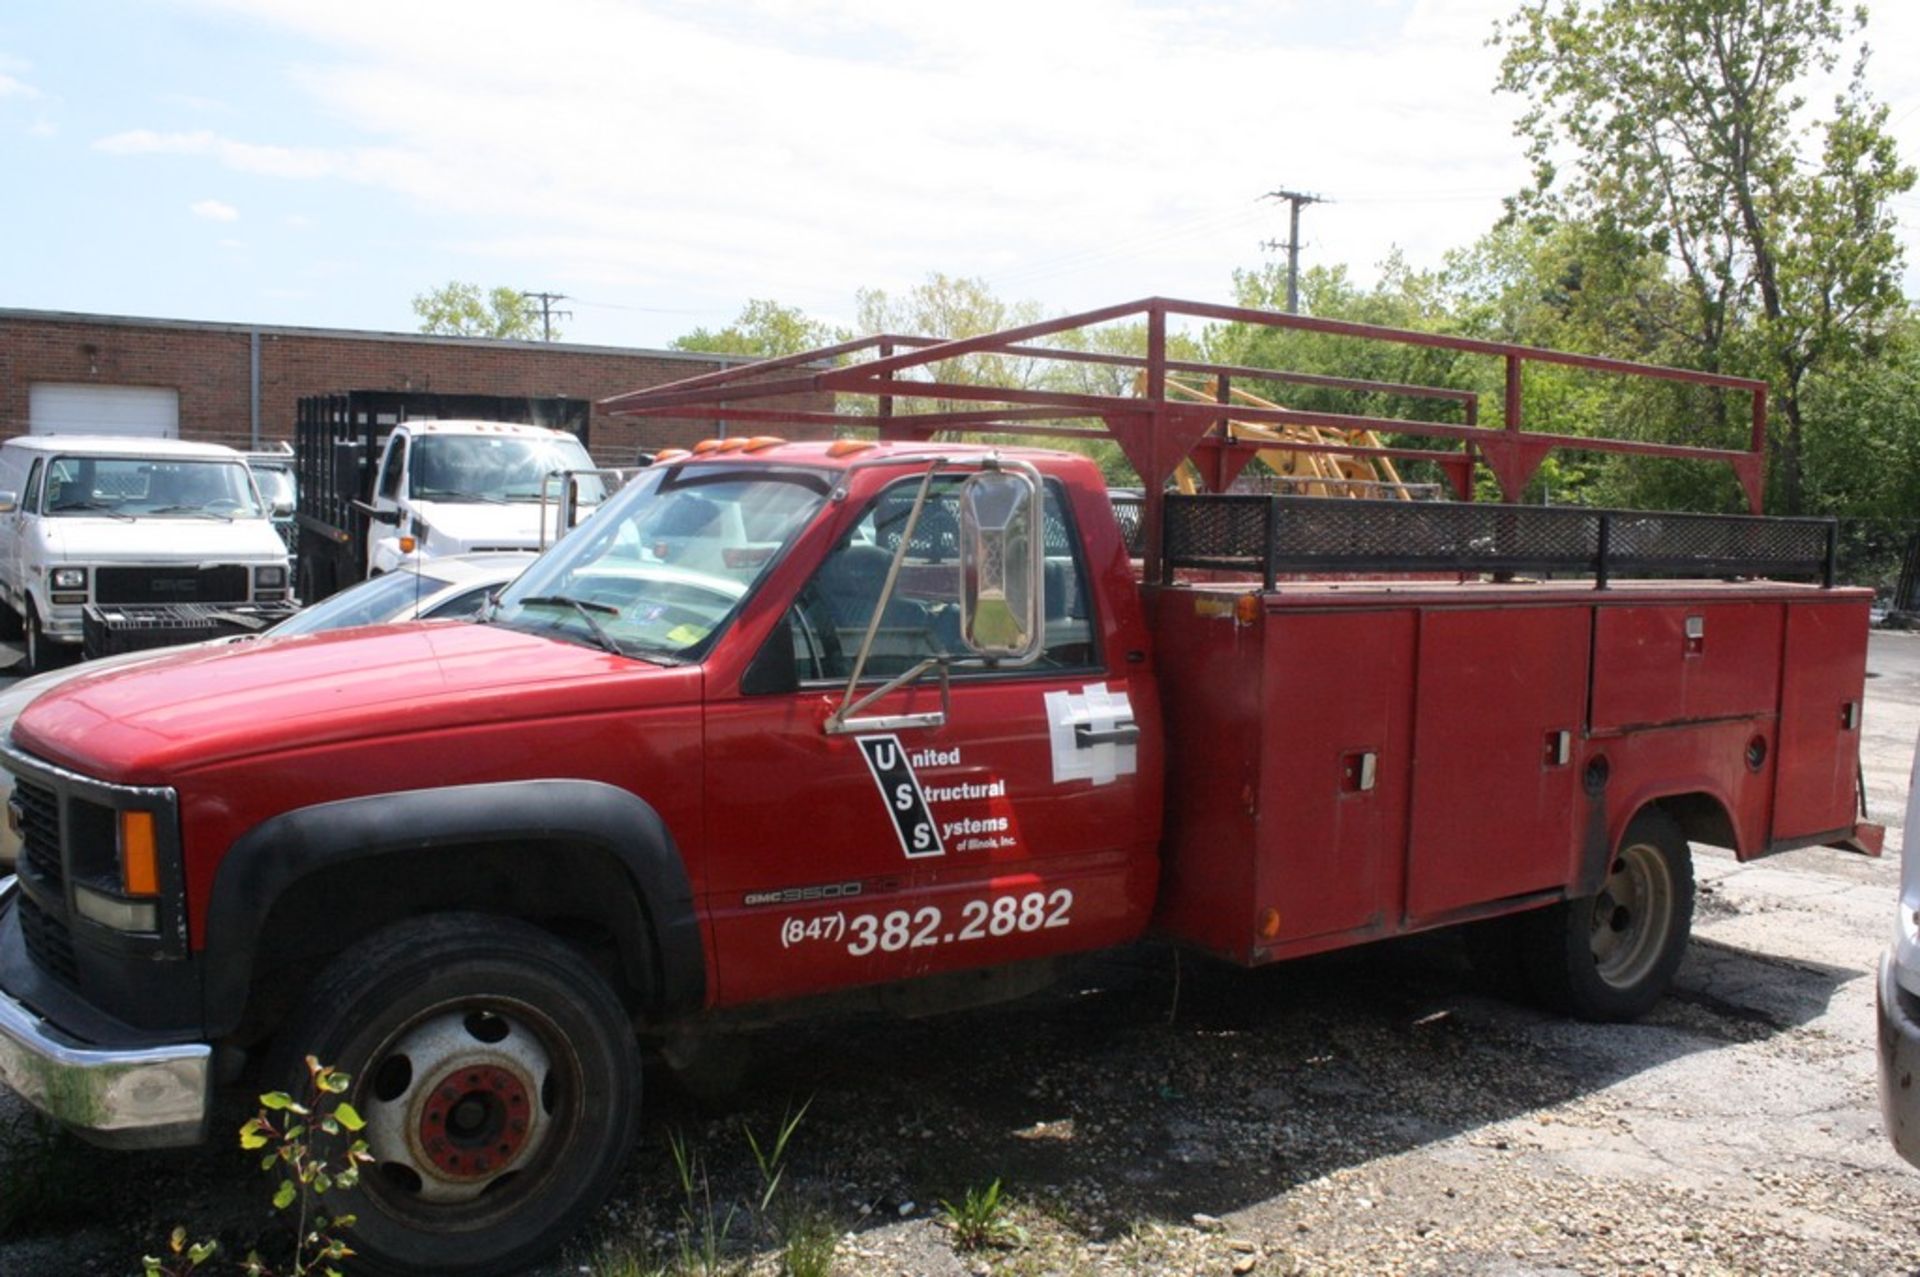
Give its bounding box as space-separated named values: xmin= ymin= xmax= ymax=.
xmin=588 ymin=1240 xmax=668 ymax=1277
xmin=939 ymin=1178 xmax=1026 ymax=1252
xmin=667 ymin=1128 xmax=740 ymax=1276
xmin=143 ymin=1055 xmax=372 ymax=1277
xmin=778 ymin=1205 xmax=839 ymax=1277
xmin=743 ymin=1098 xmax=811 ymax=1241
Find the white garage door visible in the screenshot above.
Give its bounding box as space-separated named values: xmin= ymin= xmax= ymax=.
xmin=28 ymin=384 xmax=180 ymax=438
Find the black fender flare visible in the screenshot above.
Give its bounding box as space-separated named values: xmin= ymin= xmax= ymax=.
xmin=199 ymin=779 xmax=704 ymax=1037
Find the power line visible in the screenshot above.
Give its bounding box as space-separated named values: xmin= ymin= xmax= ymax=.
xmin=568 ymin=297 xmax=729 ymax=316
xmin=988 ymin=202 xmax=1269 ymax=291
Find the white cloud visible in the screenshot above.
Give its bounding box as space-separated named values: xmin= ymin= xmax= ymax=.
xmin=141 ymin=0 xmax=1920 ymax=321
xmin=0 ymin=72 xmax=39 ymax=100
xmin=191 ymin=198 xmax=240 ymax=222
xmin=97 ymin=128 xmax=387 ymax=180
xmin=137 ymin=0 xmax=1528 ymax=312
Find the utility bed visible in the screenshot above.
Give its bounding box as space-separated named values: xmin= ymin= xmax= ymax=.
xmin=1148 ymin=538 xmax=1869 ymax=966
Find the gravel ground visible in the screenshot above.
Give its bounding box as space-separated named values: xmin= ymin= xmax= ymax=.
xmin=4 ymin=635 xmax=1920 ymax=1275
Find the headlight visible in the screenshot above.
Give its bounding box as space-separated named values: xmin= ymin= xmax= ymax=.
xmin=253 ymin=565 xmax=287 ymax=590
xmin=51 ymin=568 xmax=86 ymax=590
xmin=70 ymin=808 xmax=163 ymax=934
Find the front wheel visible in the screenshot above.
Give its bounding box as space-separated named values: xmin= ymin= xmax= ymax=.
xmin=1521 ymin=808 xmax=1695 ymax=1022
xmin=272 ymin=914 xmax=641 ymax=1276
xmin=22 ymin=601 xmax=57 ymax=675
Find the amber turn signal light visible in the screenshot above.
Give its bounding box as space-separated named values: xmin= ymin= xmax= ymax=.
xmin=120 ymin=810 xmax=159 ymax=896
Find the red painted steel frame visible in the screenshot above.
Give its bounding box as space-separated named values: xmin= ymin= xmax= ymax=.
xmin=603 ymin=297 xmax=1770 ymax=575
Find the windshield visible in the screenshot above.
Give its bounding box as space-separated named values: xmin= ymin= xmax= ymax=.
xmin=490 ymin=463 xmax=829 ymax=661
xmin=272 ymin=568 xmax=457 ymax=636
xmin=408 ymin=434 xmax=605 ymax=504
xmin=44 ymin=456 xmax=264 ymax=519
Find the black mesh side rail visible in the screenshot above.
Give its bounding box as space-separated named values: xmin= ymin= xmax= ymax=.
xmin=1161 ymin=494 xmax=1838 ymax=589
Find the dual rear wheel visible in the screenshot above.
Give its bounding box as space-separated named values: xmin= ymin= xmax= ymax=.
xmin=1468 ymin=808 xmax=1695 ymax=1022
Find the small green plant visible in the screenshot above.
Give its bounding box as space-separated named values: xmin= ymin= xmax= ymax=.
xmin=939 ymin=1178 xmax=1026 ymax=1252
xmin=144 ymin=1056 xmax=373 ymax=1277
xmin=587 ymin=1240 xmax=668 ymax=1277
xmin=778 ymin=1206 xmax=839 ymax=1277
xmin=142 ymin=1226 xmax=220 ymax=1276
xmin=667 ymin=1127 xmax=739 ymax=1275
xmin=743 ymin=1097 xmax=811 ymax=1240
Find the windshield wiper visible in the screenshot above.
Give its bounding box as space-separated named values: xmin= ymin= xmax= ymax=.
xmin=48 ymin=501 xmax=134 ymax=521
xmin=413 ymin=489 xmax=510 ymax=504
xmin=516 ymin=594 xmax=622 ymax=654
xmin=146 ymin=505 xmax=234 ymax=521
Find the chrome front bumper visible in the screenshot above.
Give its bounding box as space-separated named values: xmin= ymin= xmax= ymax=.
xmin=0 ymin=876 xmax=209 ymax=1148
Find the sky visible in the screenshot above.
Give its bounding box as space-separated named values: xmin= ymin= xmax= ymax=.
xmin=3 ymin=0 xmax=1919 ymax=351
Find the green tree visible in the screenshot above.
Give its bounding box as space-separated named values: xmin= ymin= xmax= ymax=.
xmin=1495 ymin=0 xmax=1914 ymax=513
xmin=854 ymin=273 xmax=1048 ymax=390
xmin=410 ymin=282 xmax=545 ymax=340
xmin=672 ymin=298 xmax=839 ymax=359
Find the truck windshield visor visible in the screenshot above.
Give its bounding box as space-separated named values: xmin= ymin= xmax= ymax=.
xmin=408 ymin=435 xmax=606 ymax=504
xmin=44 ymin=457 xmax=265 ymax=519
xmin=490 ymin=463 xmax=829 ymax=661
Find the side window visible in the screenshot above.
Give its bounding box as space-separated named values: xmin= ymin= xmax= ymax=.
xmin=44 ymin=459 xmax=78 ymax=511
xmin=376 ymin=436 xmax=406 ymax=501
xmin=421 ymin=584 xmax=497 ymax=620
xmin=21 ymin=461 xmax=43 ymax=514
xmin=786 ymin=477 xmax=1097 ymax=683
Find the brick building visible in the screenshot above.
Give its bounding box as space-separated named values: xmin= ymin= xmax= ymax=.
xmin=0 ymin=309 xmax=829 ymax=461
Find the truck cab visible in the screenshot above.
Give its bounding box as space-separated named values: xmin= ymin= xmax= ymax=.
xmin=362 ymin=420 xmax=606 ymax=575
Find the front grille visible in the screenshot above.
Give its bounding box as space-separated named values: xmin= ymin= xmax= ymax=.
xmin=95 ymin=565 xmax=250 ymax=605
xmin=17 ymin=892 xmax=78 ymax=987
xmin=15 ymin=777 xmax=62 ymax=892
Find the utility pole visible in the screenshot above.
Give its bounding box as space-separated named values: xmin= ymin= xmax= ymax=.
xmin=519 ymin=291 xmax=572 ymax=342
xmin=1260 ymin=188 xmax=1328 ymax=314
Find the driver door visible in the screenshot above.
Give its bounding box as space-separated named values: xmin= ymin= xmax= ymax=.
xmin=701 ymin=476 xmax=1156 ymax=1007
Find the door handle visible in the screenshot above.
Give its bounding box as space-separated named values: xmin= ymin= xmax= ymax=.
xmin=1075 ymin=720 xmax=1139 ymax=749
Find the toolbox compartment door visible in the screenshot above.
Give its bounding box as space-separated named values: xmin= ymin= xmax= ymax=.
xmin=1406 ymin=606 xmax=1590 ymax=920
xmin=1772 ymin=599 xmax=1870 ymax=842
xmin=1590 ymin=602 xmax=1783 ymax=732
xmin=1257 ymin=610 xmax=1415 ymax=944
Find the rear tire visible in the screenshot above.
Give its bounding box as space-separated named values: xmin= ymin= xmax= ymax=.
xmin=271 ymin=913 xmax=641 ymax=1276
xmin=1521 ymin=809 xmax=1694 ymax=1022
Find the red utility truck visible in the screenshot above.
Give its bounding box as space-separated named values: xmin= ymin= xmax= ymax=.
xmin=0 ymin=298 xmax=1882 ymax=1274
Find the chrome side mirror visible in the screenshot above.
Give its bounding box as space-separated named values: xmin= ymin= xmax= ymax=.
xmin=958 ymin=467 xmax=1044 ymax=663
xmin=0 ymin=491 xmax=17 ymax=515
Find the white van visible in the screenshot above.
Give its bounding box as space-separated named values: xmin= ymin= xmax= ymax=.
xmin=0 ymin=436 xmax=293 ymax=669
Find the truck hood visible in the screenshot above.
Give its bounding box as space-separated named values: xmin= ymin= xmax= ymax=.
xmin=41 ymin=516 xmax=287 ymax=562
xmin=11 ymin=622 xmax=698 ymax=784
xmin=413 ymin=500 xmax=596 ymax=549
